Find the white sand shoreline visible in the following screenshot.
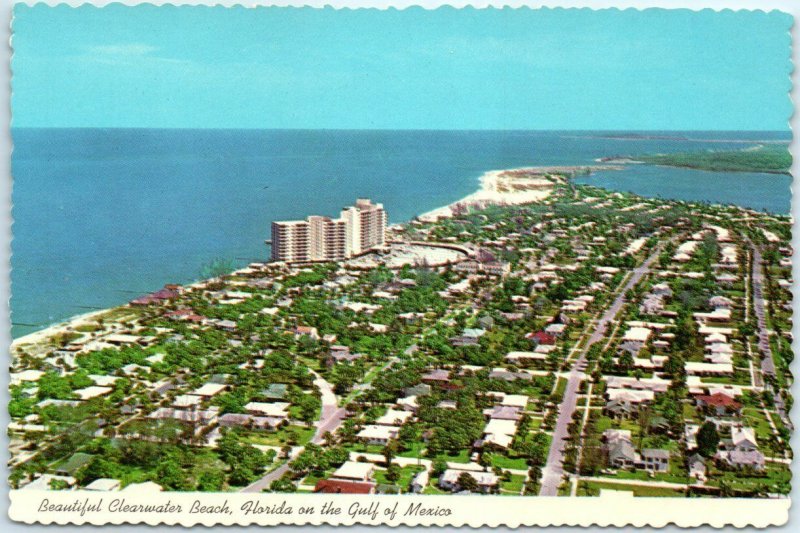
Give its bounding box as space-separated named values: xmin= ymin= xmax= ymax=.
xmin=11 ymin=308 xmax=114 ymax=350
xmin=417 ymin=167 xmax=556 ymax=222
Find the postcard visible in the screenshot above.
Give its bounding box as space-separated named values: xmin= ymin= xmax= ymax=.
xmin=6 ymin=2 xmax=794 ymax=527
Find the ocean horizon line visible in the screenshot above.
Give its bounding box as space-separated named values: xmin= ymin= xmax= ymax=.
xmin=9 ymin=126 xmax=792 ymax=134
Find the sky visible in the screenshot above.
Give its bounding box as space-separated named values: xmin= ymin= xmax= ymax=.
xmin=11 ymin=5 xmax=793 ymax=130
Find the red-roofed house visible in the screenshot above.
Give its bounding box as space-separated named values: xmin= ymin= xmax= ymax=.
xmin=131 ymin=286 xmax=180 ymax=306
xmin=695 ymin=393 xmax=742 ymax=416
xmin=294 ymin=326 xmax=320 ymax=341
xmin=526 ymin=331 xmax=556 ymax=346
xmin=314 ymin=480 xmax=376 ymax=494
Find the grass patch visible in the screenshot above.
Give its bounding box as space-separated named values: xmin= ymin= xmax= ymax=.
xmin=374 ymin=465 xmax=425 ymax=490
xmin=242 ymin=425 xmax=315 ymax=447
xmin=491 ymin=454 xmax=529 ymax=471
xmin=499 ymin=474 xmax=525 ymax=493
xmin=578 ymin=480 xmax=685 ymax=497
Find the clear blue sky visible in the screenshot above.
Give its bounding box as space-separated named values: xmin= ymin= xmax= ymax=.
xmin=11 ymin=5 xmax=793 ymax=130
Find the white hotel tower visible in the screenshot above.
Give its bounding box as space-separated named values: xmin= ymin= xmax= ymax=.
xmin=271 ymin=199 xmax=387 ymax=263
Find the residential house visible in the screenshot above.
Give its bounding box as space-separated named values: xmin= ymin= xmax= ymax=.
xmin=640 ymin=449 xmax=670 ymax=473
xmin=450 ymin=328 xmax=486 ymax=347
xmin=526 ymin=331 xmax=556 ymax=346
xmin=695 ymin=393 xmax=742 ymax=416
xmin=294 ymin=326 xmax=320 ymax=340
xmin=331 ymin=461 xmax=375 ymax=482
xmin=375 ymin=409 xmax=413 ymax=426
xmin=357 ymin=425 xmax=400 ymax=445
xmin=438 ymin=469 xmax=499 ymax=493
xmin=314 ymin=479 xmax=376 ymax=494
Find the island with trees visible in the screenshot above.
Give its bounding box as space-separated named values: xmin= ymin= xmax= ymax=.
xmin=602 ymin=144 xmax=791 ymax=174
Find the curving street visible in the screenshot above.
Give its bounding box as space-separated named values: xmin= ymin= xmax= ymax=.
xmin=241 ymin=371 xmax=346 ymax=493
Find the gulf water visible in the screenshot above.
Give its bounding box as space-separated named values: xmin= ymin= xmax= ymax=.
xmin=11 ymin=129 xmax=791 ymax=337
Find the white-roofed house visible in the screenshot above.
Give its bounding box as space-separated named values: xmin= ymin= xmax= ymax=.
xmin=357 ymin=425 xmax=399 ymax=445
xmin=622 ymin=327 xmax=652 ymax=347
xmin=375 ymin=409 xmax=413 ymax=426
xmin=500 ymin=394 xmax=529 ymax=409
xmin=331 ymin=461 xmax=375 ymax=482
xmin=85 ymin=478 xmax=122 ymax=491
xmin=191 ymin=383 xmax=228 ymax=397
xmin=73 ymin=386 xmax=113 ymax=400
xmin=244 ymin=402 xmax=290 ymax=418
xmin=481 ymin=418 xmax=518 ymax=450
xmin=439 ymin=469 xmax=498 ymax=493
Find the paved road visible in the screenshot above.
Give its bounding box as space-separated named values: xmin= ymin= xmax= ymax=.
xmin=749 ymin=242 xmax=776 ymax=377
xmin=538 ymin=248 xmax=661 ymax=496
xmin=746 ymin=238 xmax=790 ymax=429
xmin=242 ymin=371 xmax=346 ymax=493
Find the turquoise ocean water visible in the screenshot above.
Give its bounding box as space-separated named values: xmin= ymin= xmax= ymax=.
xmin=11 ymin=129 xmax=791 ymax=337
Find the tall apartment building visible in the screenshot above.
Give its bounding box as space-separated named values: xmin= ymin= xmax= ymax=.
xmin=340 ymin=198 xmax=388 ymax=256
xmin=270 ymin=220 xmax=310 ymax=262
xmin=270 ymin=199 xmax=386 ymax=263
xmin=308 ymin=215 xmax=347 ymax=262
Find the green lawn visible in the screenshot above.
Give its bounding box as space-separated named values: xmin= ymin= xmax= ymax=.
xmin=242 ymin=425 xmax=315 ymax=446
xmin=595 ymin=415 xmax=613 ymax=433
xmin=499 ymin=474 xmax=526 ymax=493
xmin=682 ymin=403 xmax=699 ymax=422
xmin=396 ymin=441 xmax=426 ymax=459
xmin=440 ymin=449 xmax=472 ymax=464
xmin=705 ymin=463 xmax=791 ymax=494
xmin=554 ymin=377 xmax=568 ymax=399
xmin=601 ymin=466 xmax=688 ymax=485
xmin=300 ymin=468 xmax=334 ymax=487
xmin=741 ymin=408 xmax=777 ymax=448
xmin=374 ymin=465 xmax=425 ymax=490
xmin=422 ymin=485 xmax=448 ymax=495
xmin=578 ymin=480 xmax=685 ymax=497
xmin=491 ymin=454 xmax=528 ymax=471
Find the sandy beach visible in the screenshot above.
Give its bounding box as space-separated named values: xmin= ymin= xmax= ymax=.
xmin=11 ymin=308 xmax=117 ymax=354
xmin=417 ymin=168 xmax=557 ymax=222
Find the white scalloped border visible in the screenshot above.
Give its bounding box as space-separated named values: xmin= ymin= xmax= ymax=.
xmin=5 ymin=2 xmax=795 ymax=528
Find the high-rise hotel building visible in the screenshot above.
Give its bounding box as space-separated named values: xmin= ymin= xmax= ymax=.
xmin=271 ymin=199 xmax=387 ymax=263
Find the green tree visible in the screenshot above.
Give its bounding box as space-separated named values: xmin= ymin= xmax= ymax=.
xmin=197 ymin=471 xmax=225 ymax=492
xmin=456 ymin=472 xmax=479 ymax=493
xmin=269 ymin=475 xmax=297 ymax=493
xmin=36 ymin=372 xmax=74 ymax=400
xmin=229 ymin=465 xmax=256 ymax=486
xmin=432 ymin=458 xmax=448 ymax=477
xmin=383 ymin=440 xmax=398 ymax=466
xmin=697 ymin=421 xmax=720 ymax=458
xmin=618 ymin=351 xmax=634 ymax=372
xmin=385 ymin=464 xmax=401 ymax=484
xmin=155 ymin=457 xmax=191 ymax=490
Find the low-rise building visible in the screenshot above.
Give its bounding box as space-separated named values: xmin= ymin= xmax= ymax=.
xmin=438 ymin=469 xmax=499 ymax=493
xmin=331 ymin=461 xmax=375 ymax=482
xmin=357 ymin=425 xmax=400 ymax=445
